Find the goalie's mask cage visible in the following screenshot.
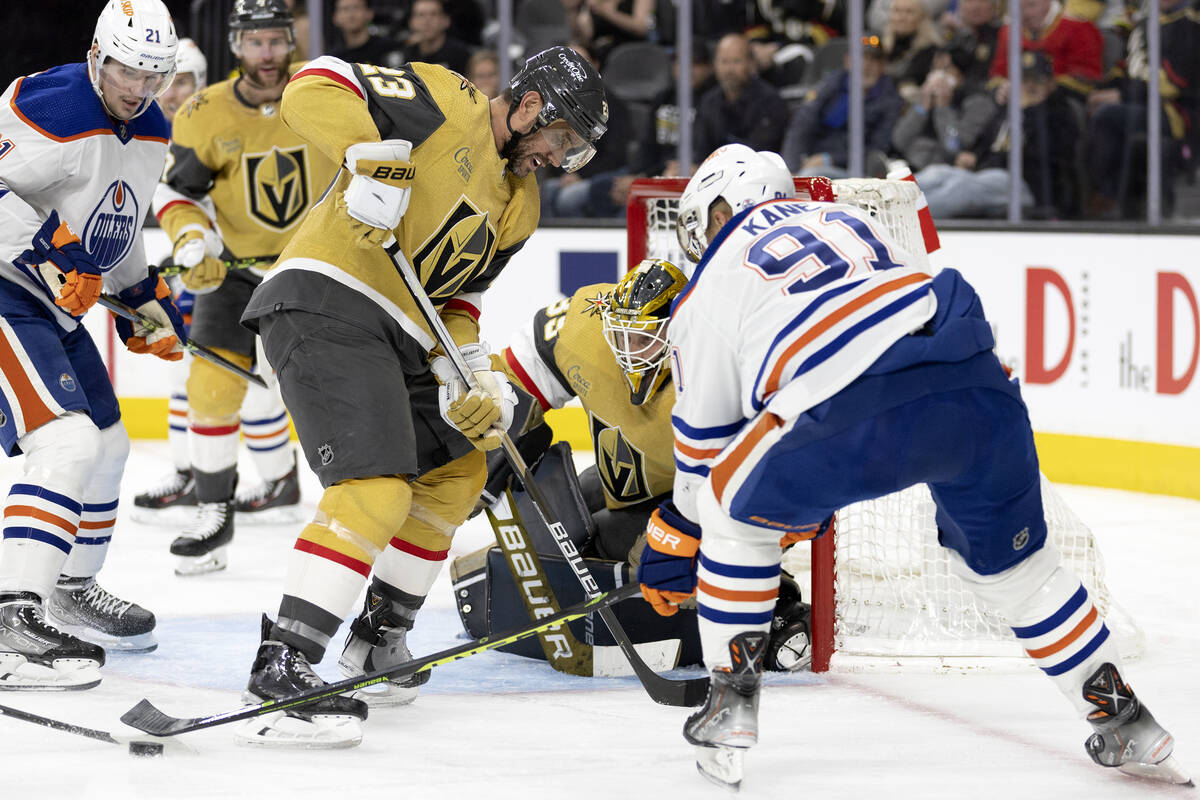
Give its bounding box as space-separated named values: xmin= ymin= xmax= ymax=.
xmin=601 ymin=259 xmax=688 ymax=406
xmin=228 ymin=0 xmax=295 ymax=54
xmin=626 ymin=175 xmax=1145 ymax=672
xmin=509 ymin=46 xmax=608 ymax=173
xmin=88 ymin=0 xmax=179 ymax=120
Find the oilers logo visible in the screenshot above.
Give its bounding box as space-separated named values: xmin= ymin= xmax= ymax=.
xmin=82 ymin=180 xmax=139 ymax=269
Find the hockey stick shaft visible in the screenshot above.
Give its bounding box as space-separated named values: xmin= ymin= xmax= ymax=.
xmin=0 ymin=702 xmax=121 ymax=745
xmin=100 ymin=294 xmax=268 ymax=389
xmin=120 ymin=583 xmax=641 ymax=737
xmin=157 ymin=255 xmax=275 ymax=277
xmin=382 ymin=239 xmax=708 ymax=707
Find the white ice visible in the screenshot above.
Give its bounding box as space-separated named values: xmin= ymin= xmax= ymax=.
xmin=1 ymin=441 xmax=1195 ymax=800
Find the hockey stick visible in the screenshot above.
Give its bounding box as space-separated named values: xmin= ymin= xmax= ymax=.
xmin=100 ymin=294 xmax=268 ymax=389
xmin=157 ymin=255 xmax=275 ymax=277
xmin=382 ymin=238 xmax=708 ymax=707
xmin=0 ymin=702 xmax=183 ymax=754
xmin=120 ymin=582 xmax=641 ymax=737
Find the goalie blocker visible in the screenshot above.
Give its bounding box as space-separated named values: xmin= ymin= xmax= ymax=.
xmin=452 ymin=441 xmax=810 ymax=671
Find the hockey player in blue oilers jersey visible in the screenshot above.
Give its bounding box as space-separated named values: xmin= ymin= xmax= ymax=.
xmin=233 ymin=45 xmax=608 ymax=747
xmin=451 ymin=259 xmax=812 ymax=674
xmin=635 ymin=144 xmax=1191 ymax=790
xmin=0 ymin=0 xmax=189 ymax=689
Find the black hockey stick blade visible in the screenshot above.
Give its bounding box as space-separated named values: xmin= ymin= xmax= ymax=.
xmin=595 ymin=604 xmax=710 ymax=707
xmin=0 ymin=702 xmax=188 ymax=754
xmin=121 ymin=582 xmax=649 ymax=737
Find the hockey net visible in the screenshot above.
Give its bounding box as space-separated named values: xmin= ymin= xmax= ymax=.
xmin=626 ymin=176 xmax=1144 ymax=672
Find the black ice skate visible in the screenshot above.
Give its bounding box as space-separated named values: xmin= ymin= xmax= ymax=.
xmin=0 ymin=591 xmax=105 ymax=690
xmin=47 ymin=577 xmax=157 ymax=653
xmin=131 ymin=469 xmax=196 ymax=518
xmin=236 ymin=615 xmax=367 ymax=749
xmin=337 ymin=584 xmax=429 ymax=707
xmin=235 ymin=460 xmax=301 ymax=523
xmin=684 ymin=631 xmax=769 ymax=792
xmin=1083 ymin=662 xmax=1192 ymax=785
xmin=170 ymin=500 xmax=234 ymax=576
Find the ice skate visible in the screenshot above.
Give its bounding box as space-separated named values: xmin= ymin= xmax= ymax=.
xmin=337 ymin=586 xmax=429 ymax=707
xmin=46 ymin=577 xmax=157 ymax=653
xmin=1083 ymin=662 xmax=1192 ymax=785
xmin=170 ymin=500 xmax=234 ymax=576
xmin=234 ymin=460 xmax=301 ymax=524
xmin=0 ymin=592 xmax=104 ymax=690
xmin=130 ymin=468 xmax=196 ymax=523
xmin=683 ymin=631 xmax=769 ymax=792
xmin=235 ymin=616 xmax=367 ymax=749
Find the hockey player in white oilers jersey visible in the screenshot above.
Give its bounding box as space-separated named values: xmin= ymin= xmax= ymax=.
xmin=635 ymin=144 xmax=1190 ymax=790
xmin=0 ymin=0 xmax=188 ymax=689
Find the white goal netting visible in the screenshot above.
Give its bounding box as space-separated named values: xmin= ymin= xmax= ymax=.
xmin=629 ymin=177 xmax=1144 ymax=669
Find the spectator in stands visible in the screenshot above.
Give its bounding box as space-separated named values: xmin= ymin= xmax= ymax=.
xmin=331 ymin=0 xmax=404 ymax=67
xmin=989 ymin=0 xmax=1104 ymax=103
xmin=284 ymin=0 xmax=311 ymax=60
xmin=939 ymin=0 xmax=1002 ymax=91
xmin=694 ymin=33 xmax=791 ymax=161
xmin=404 ymin=0 xmax=473 ymax=74
xmin=444 ymin=0 xmax=486 ymax=46
xmin=868 ymin=0 xmax=951 ymax=39
xmin=915 ymin=51 xmax=1080 ymax=219
xmin=1084 ymin=0 xmax=1200 ymax=217
xmin=892 ymin=43 xmax=997 ymax=172
xmin=781 ymin=36 xmax=904 ymax=178
xmin=564 ymin=0 xmax=656 ymax=69
xmin=465 ymin=49 xmax=501 ymax=98
xmin=539 ymin=43 xmax=633 ymax=218
xmin=881 ymin=0 xmax=944 ymax=104
xmin=745 ymin=0 xmax=846 ymax=88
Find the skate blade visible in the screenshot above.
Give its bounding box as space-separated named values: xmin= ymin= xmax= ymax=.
xmin=1118 ymin=754 xmax=1194 ymax=786
xmin=695 ymin=745 xmax=744 ymax=792
xmin=0 ymin=653 xmax=102 ymax=691
xmin=45 ymin=618 xmax=157 ymax=655
xmin=337 ymin=657 xmax=418 ymax=707
xmin=234 ymin=505 xmax=304 ymax=526
xmin=174 ymin=547 xmax=228 ymax=577
xmin=232 ymin=710 xmax=363 ymax=749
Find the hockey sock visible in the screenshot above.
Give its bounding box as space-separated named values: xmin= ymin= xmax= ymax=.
xmin=370 ymin=533 xmax=449 ymax=619
xmin=60 ymin=422 xmax=127 ymax=579
xmin=275 ymin=477 xmax=413 ymax=662
xmin=187 ymin=348 xmax=250 ymax=501
xmin=240 ymin=377 xmax=292 ymax=483
xmin=695 ymin=532 xmax=782 ymax=671
xmin=167 ymin=391 xmax=189 ymax=471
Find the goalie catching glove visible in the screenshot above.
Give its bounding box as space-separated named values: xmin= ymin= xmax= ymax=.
xmin=339 ymin=139 xmax=414 ymax=249
xmin=637 ymin=501 xmax=701 ymax=617
xmin=113 ymin=268 xmax=187 ymax=361
xmin=173 ymin=226 xmax=226 ymax=293
xmin=430 ymin=342 xmax=516 ymax=451
xmin=16 ymin=211 xmax=103 ymax=317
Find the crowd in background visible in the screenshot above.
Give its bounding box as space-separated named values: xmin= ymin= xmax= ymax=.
xmin=5 ymin=0 xmax=1198 ymax=223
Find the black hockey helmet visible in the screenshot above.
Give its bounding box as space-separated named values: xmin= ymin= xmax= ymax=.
xmin=509 ymin=46 xmax=608 ymax=172
xmin=228 ymin=0 xmax=295 ymax=50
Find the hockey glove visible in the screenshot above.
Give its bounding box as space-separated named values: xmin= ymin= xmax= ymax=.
xmin=430 ymin=342 xmax=517 ymax=451
xmin=113 ymin=269 xmax=187 ymax=361
xmin=16 ymin=211 xmax=103 ymax=317
xmin=339 ymin=139 xmax=415 ymax=249
xmin=637 ymin=501 xmax=702 ymax=617
xmin=174 ymin=227 xmax=226 ymax=293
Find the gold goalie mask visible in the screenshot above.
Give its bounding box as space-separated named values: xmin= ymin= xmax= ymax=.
xmin=601 ymin=258 xmax=689 ymax=406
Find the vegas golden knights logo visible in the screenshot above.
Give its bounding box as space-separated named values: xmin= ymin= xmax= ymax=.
xmin=243 ymin=146 xmax=310 ymax=231
xmin=591 ymin=413 xmax=651 ymax=505
xmin=414 ymin=198 xmax=497 ymax=300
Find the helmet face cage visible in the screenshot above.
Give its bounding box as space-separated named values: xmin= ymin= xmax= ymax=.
xmin=88 ymin=0 xmax=179 ymax=119
xmin=510 ymin=46 xmax=608 ymax=173
xmin=228 ymin=0 xmax=295 ymax=55
xmin=601 ymin=259 xmax=689 ymax=405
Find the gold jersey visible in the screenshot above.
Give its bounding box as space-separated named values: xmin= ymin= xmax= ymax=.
xmin=500 ymin=284 xmax=675 ymax=510
xmin=243 ymin=56 xmax=540 ymax=351
xmin=156 ymin=64 xmax=339 ymax=260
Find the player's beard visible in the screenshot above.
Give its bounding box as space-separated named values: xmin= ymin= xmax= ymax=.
xmin=240 ymin=53 xmax=290 ymax=93
xmin=501 ymin=130 xmax=542 ymax=178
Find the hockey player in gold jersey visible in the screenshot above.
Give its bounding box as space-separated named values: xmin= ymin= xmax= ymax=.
xmin=152 ymin=0 xmax=339 ymax=575
xmin=235 ymin=46 xmax=608 ymax=746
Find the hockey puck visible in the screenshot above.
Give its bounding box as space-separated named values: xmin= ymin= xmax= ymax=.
xmin=128 ymin=740 xmax=165 ymax=757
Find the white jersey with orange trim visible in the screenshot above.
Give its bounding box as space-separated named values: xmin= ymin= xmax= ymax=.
xmin=0 ymin=63 xmax=170 ymax=331
xmin=668 ymin=198 xmax=937 ymax=522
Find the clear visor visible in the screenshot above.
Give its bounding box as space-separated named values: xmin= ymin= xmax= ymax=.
xmin=601 ymin=311 xmax=671 ymax=382
xmin=675 ymin=206 xmax=705 ymax=263
xmin=97 ymin=59 xmax=174 ymax=100
xmin=541 ymin=124 xmax=597 ymax=173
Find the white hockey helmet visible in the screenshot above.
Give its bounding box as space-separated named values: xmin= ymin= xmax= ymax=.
xmin=175 ymin=38 xmax=208 ymax=88
xmin=675 ymin=144 xmax=794 ymax=265
xmin=88 ymin=0 xmax=179 ymax=119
